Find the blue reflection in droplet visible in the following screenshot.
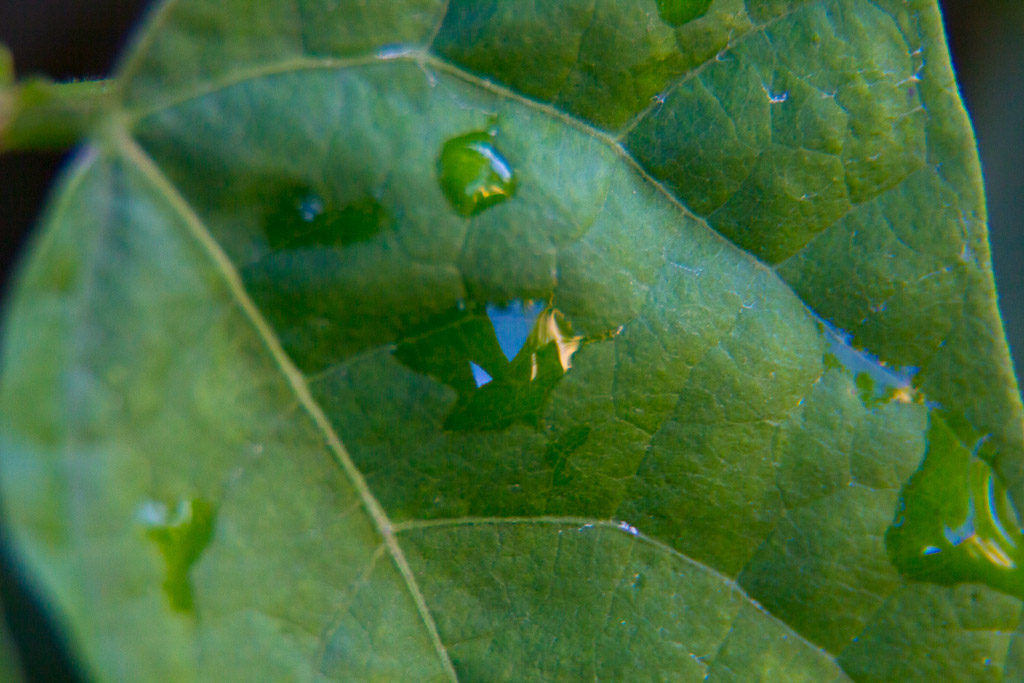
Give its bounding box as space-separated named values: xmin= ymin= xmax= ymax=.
xmin=944 ymin=494 xmax=977 ymax=546
xmin=469 ymin=361 xmax=493 ymax=387
xmin=298 ymin=195 xmax=325 ymax=222
xmin=824 ymin=325 xmax=916 ymax=390
xmin=487 ymin=300 xmax=546 ymax=362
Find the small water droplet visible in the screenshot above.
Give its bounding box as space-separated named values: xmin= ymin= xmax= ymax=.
xmin=139 ymin=498 xmax=216 ymax=612
xmin=298 ymin=195 xmax=325 ymax=222
xmin=437 ymin=131 xmax=516 ymax=216
xmin=617 ymin=520 xmax=640 ymax=536
xmin=376 ymin=43 xmax=416 ymax=60
xmin=655 ymin=0 xmax=712 ymax=26
xmin=264 ymin=186 xmax=390 ymax=249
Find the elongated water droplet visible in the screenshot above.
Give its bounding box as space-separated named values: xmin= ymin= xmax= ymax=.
xmin=437 ymin=131 xmax=516 ymax=216
xmin=655 ymin=0 xmax=712 ymax=26
xmin=139 ymin=498 xmax=216 ymax=612
xmin=824 ymin=325 xmax=918 ymax=406
xmin=885 ymin=412 xmax=1024 ymax=599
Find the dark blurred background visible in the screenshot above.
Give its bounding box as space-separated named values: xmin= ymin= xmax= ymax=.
xmin=0 ymin=0 xmax=1021 ymax=679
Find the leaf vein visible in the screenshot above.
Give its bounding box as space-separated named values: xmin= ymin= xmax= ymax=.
xmin=114 ymin=128 xmax=460 ymax=683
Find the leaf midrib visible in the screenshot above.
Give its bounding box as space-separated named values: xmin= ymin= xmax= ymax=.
xmin=112 ymin=127 xmax=460 ymax=682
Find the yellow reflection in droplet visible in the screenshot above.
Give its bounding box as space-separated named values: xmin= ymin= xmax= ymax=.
xmin=529 ymin=307 xmax=583 ymax=373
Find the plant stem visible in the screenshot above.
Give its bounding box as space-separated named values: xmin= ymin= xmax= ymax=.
xmin=0 ymin=78 xmax=114 ymax=152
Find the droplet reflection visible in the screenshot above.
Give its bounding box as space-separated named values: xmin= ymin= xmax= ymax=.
xmin=655 ymin=0 xmax=712 ymax=26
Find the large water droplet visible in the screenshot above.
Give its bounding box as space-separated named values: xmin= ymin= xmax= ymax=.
xmin=655 ymin=0 xmax=712 ymax=26
xmin=437 ymin=131 xmax=516 ymax=216
xmin=139 ymin=498 xmax=216 ymax=612
xmin=264 ymin=186 xmax=390 ymax=249
xmin=885 ymin=412 xmax=1024 ymax=599
xmin=394 ymin=299 xmax=582 ymax=431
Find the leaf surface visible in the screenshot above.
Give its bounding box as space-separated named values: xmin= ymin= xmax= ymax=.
xmin=2 ymin=0 xmax=1023 ymax=681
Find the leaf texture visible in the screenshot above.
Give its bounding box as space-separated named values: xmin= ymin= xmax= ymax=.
xmin=1 ymin=0 xmax=1023 ymax=681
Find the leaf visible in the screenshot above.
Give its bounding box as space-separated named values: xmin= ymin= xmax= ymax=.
xmin=0 ymin=613 xmax=24 ymax=683
xmin=1 ymin=0 xmax=1023 ymax=680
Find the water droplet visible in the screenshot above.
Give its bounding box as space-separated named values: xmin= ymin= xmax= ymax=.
xmin=764 ymin=87 xmax=789 ymax=104
xmin=376 ymin=43 xmax=416 ymax=60
xmin=617 ymin=521 xmax=640 ymax=536
xmin=655 ymin=0 xmax=712 ymax=26
xmin=298 ymin=195 xmax=325 ymax=222
xmin=436 ymin=131 xmax=516 ymax=216
xmin=885 ymin=412 xmax=1024 ymax=599
xmin=139 ymin=498 xmax=216 ymax=612
xmin=823 ymin=325 xmax=917 ymax=406
xmin=393 ymin=299 xmax=585 ymax=431
xmin=264 ymin=186 xmax=391 ymax=249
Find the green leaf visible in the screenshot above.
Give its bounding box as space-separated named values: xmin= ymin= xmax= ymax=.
xmin=2 ymin=0 xmax=1023 ymax=680
xmin=0 ymin=613 xmax=25 ymax=683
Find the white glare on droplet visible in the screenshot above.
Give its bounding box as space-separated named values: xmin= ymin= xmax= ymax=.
xmin=617 ymin=520 xmax=639 ymax=536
